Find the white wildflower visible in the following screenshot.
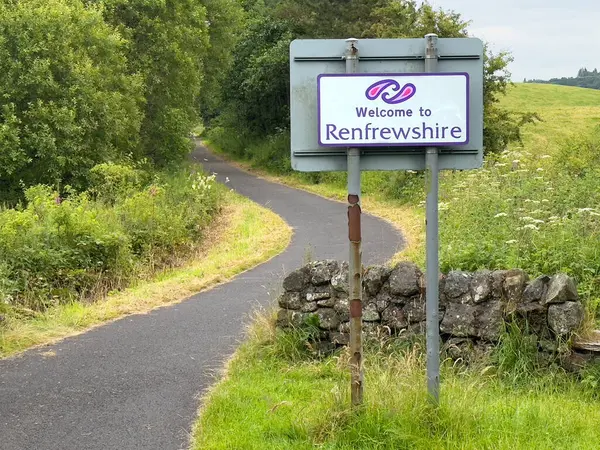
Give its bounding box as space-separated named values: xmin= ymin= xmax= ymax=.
xmin=521 ymin=224 xmax=539 ymax=231
xmin=494 ymin=213 xmax=508 ymax=218
xmin=505 ymin=240 xmax=518 ymax=244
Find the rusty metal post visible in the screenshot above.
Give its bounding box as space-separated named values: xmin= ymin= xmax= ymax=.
xmin=424 ymin=33 xmax=440 ymax=405
xmin=345 ymin=38 xmax=363 ymax=407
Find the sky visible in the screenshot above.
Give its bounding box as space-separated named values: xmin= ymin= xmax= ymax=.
xmin=425 ymin=0 xmax=600 ymax=81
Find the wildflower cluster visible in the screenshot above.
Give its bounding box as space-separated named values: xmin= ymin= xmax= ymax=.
xmin=434 ymin=138 xmax=600 ymax=317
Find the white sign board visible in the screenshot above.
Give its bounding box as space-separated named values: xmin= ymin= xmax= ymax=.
xmin=318 ymin=73 xmax=469 ymax=147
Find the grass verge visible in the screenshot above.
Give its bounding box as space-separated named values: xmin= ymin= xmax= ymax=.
xmin=206 ymin=141 xmax=425 ymax=265
xmin=193 ymin=312 xmax=600 ymax=449
xmin=0 ymin=190 xmax=292 ymax=358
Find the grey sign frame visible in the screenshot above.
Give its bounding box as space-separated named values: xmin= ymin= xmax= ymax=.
xmin=290 ymin=38 xmax=484 ymax=172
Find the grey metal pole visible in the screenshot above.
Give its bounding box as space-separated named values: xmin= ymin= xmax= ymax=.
xmin=424 ymin=33 xmax=440 ymax=405
xmin=345 ymin=37 xmax=363 ymax=407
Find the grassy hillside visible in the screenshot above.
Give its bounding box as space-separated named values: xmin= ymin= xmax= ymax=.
xmin=500 ymin=83 xmax=600 ymax=154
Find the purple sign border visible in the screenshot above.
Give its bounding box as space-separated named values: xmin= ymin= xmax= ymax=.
xmin=316 ymin=72 xmax=470 ymax=148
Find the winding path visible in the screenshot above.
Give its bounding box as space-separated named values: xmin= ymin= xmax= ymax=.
xmin=0 ymin=143 xmax=403 ymax=450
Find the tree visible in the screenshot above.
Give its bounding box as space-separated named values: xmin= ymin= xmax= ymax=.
xmin=197 ymin=0 xmax=244 ymax=122
xmin=0 ymin=0 xmax=143 ymax=202
xmin=529 ymin=68 xmax=600 ymax=91
xmin=215 ymin=0 xmax=532 ymax=155
xmin=92 ymin=0 xmax=211 ymax=165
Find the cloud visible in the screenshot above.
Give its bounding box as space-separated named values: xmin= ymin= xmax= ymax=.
xmin=425 ymin=0 xmax=600 ymax=80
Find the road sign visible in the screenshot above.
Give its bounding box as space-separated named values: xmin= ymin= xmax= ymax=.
xmin=289 ymin=35 xmax=484 ymax=407
xmin=318 ymin=73 xmax=469 ymax=147
xmin=289 ymin=37 xmax=484 ymax=171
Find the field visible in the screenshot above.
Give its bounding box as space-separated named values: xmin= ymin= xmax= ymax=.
xmin=499 ymin=83 xmax=600 ymax=154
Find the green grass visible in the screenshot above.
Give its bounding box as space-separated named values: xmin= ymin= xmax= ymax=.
xmin=0 ymin=190 xmax=292 ymax=357
xmin=193 ymin=313 xmax=600 ymax=449
xmin=500 ymin=83 xmax=600 ymax=154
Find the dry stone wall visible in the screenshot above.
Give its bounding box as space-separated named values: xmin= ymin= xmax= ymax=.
xmin=276 ymin=260 xmax=585 ymax=352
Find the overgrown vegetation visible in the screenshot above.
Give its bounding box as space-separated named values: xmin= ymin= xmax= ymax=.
xmin=437 ymin=132 xmax=600 ymax=320
xmin=0 ymin=164 xmax=220 ymax=314
xmin=193 ymin=311 xmax=600 ymax=449
xmin=206 ymin=0 xmax=536 ymax=174
xmin=0 ymin=191 xmax=292 ymax=357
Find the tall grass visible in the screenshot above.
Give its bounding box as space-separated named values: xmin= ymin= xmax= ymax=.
xmin=193 ymin=310 xmax=600 ymax=449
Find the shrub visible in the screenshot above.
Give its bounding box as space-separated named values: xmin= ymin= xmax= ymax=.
xmin=0 ymin=167 xmax=221 ymax=310
xmin=0 ymin=0 xmax=143 ymax=202
xmin=116 ymin=170 xmax=220 ymax=262
xmin=89 ymin=162 xmax=147 ymax=205
xmin=0 ymin=185 xmax=132 ymax=309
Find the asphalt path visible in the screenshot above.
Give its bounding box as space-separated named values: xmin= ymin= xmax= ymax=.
xmin=0 ymin=143 xmax=404 ymax=450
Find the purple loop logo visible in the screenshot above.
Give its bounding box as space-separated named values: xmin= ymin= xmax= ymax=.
xmin=365 ymin=79 xmax=416 ymax=104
